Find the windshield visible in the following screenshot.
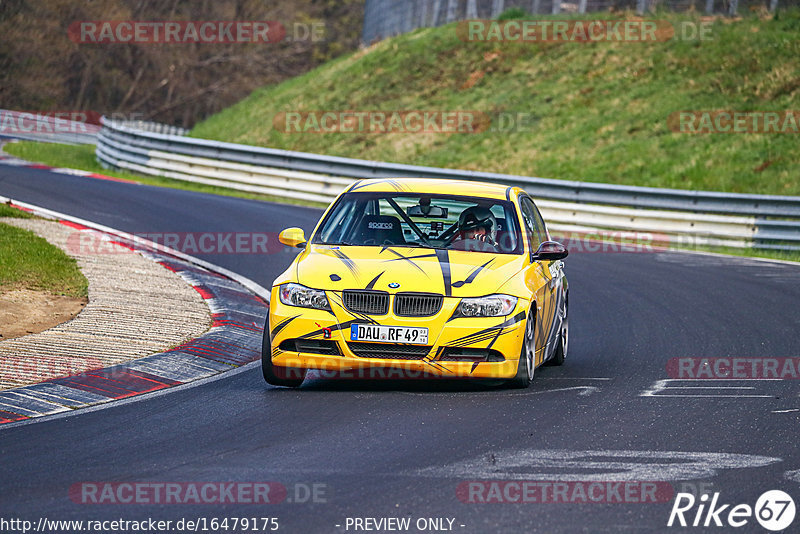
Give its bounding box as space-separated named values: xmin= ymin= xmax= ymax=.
xmin=313 ymin=192 xmax=522 ymax=254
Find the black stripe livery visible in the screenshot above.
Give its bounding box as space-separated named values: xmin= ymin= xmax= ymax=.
xmin=271 ymin=314 xmax=301 ymax=339
xmin=365 ymin=271 xmax=385 ymax=290
xmin=435 ymin=249 xmax=452 ymax=297
xmin=452 ymin=259 xmax=494 ymax=288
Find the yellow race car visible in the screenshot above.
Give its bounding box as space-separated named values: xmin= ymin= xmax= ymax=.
xmin=262 ymin=178 xmax=568 ymax=388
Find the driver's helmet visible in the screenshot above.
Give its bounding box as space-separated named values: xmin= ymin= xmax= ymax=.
xmin=458 ymin=206 xmax=497 ymax=243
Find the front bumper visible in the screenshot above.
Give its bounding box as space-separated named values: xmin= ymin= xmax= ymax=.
xmin=268 ymin=288 xmax=528 ymax=380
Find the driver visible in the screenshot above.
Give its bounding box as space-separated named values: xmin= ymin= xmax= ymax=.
xmin=455 ymin=206 xmax=497 ymax=250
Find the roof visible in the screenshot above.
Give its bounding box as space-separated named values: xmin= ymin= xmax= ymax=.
xmin=347 ymin=178 xmax=519 ymax=201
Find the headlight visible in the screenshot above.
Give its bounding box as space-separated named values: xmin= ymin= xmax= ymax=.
xmin=456 ymin=294 xmax=517 ymax=317
xmin=279 ymin=283 xmax=330 ymax=310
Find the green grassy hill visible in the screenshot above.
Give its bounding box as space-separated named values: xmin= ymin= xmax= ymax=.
xmin=191 ymin=9 xmax=800 ymax=196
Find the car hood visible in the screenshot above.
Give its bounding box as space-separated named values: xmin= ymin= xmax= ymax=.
xmin=296 ymin=244 xmax=525 ymax=297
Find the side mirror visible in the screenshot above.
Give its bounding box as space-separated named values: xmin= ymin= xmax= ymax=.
xmin=278 ymin=227 xmax=307 ymax=249
xmin=532 ymin=241 xmax=568 ymax=261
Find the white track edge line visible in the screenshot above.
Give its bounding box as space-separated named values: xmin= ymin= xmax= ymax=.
xmin=0 ymin=360 xmax=261 ymax=431
xmin=664 ymin=246 xmax=800 ymax=267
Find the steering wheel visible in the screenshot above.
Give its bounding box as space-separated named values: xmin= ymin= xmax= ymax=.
xmin=452 ymin=237 xmax=498 ymax=252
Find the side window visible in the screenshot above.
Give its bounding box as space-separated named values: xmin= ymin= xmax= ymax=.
xmin=519 ymin=197 xmax=545 ymax=250
xmin=319 ymin=198 xmax=359 ymax=243
xmin=530 ymin=200 xmax=548 ymax=243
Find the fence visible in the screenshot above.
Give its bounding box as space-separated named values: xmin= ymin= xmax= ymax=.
xmin=362 ymin=0 xmax=797 ymax=43
xmin=95 ymin=118 xmax=800 ymax=252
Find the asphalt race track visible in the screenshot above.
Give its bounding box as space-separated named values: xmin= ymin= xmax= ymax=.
xmin=1 ymin=165 xmax=799 ymax=533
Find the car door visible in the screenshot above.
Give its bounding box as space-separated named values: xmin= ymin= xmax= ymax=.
xmin=529 ymin=197 xmax=566 ymax=361
xmin=519 ymin=195 xmax=554 ymax=366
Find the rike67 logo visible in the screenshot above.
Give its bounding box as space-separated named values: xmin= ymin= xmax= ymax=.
xmin=668 ymin=490 xmax=795 ymax=531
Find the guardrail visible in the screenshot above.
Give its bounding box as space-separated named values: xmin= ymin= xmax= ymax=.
xmin=96 ymin=118 xmax=800 ymax=251
xmin=0 ymin=109 xmax=99 ymax=145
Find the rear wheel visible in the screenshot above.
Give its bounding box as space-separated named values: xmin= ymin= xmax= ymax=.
xmin=508 ymin=308 xmax=536 ymax=389
xmin=261 ymin=317 xmax=306 ymax=387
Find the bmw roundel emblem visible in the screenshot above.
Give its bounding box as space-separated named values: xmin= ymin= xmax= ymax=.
xmin=388 ymin=282 xmax=400 ymax=289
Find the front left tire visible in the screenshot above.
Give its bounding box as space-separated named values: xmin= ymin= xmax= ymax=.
xmin=508 ymin=307 xmax=536 ymax=389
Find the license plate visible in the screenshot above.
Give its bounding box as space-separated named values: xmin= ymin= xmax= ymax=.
xmin=350 ymin=324 xmax=428 ymax=345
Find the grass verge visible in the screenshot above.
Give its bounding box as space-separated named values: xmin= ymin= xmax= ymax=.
xmin=0 ymin=203 xmax=34 ymax=218
xmin=192 ymin=10 xmax=800 ymax=196
xmin=0 ymin=221 xmax=88 ymax=298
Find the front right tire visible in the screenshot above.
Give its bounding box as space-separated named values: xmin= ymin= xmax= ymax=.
xmin=547 ymin=294 xmax=568 ymax=367
xmin=261 ymin=317 xmax=306 ymax=388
